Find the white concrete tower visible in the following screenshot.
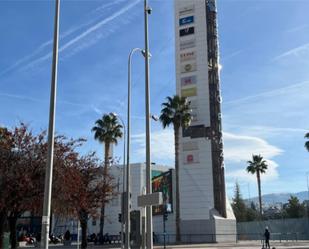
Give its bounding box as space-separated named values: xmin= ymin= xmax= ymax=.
xmin=174 ymin=0 xmax=236 ymax=242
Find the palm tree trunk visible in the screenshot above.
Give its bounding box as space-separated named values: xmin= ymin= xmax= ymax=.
xmin=257 ymin=171 xmax=263 ymax=216
xmin=174 ymin=126 xmax=181 ymax=243
xmin=99 ymin=142 xmax=110 ymax=239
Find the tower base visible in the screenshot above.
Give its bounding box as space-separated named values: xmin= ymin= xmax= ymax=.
xmin=180 ymin=200 xmax=236 ymax=243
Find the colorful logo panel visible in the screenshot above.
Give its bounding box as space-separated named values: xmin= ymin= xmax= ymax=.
xmin=181 ymin=87 xmax=197 ymax=97
xmin=181 ymin=75 xmax=197 ymax=87
xmin=179 ymin=16 xmax=194 ymax=26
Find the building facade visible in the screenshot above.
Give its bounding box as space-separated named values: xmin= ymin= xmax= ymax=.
xmin=174 ymin=0 xmax=236 ymax=242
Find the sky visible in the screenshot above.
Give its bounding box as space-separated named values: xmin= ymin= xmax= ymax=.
xmin=0 ymin=0 xmax=308 ymax=199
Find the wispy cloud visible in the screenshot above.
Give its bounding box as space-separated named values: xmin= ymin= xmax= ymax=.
xmin=21 ymin=0 xmax=140 ymax=71
xmin=221 ymin=49 xmax=245 ymax=61
xmin=273 ymin=42 xmax=309 ymax=61
xmin=286 ymin=24 xmax=309 ymax=33
xmin=224 ymin=80 xmax=309 ymax=106
xmin=0 ymin=91 xmax=105 ymax=110
xmin=0 ymin=0 xmax=140 ymax=76
xmin=224 ymin=124 xmax=307 ymax=138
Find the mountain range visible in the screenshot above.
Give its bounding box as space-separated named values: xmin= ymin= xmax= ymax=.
xmin=245 ymin=191 xmax=309 ymax=206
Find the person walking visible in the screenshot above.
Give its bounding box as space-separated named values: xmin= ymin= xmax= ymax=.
xmin=264 ymin=227 xmax=270 ymax=249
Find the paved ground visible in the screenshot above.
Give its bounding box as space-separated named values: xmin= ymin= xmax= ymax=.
xmin=28 ymin=241 xmax=309 ymax=249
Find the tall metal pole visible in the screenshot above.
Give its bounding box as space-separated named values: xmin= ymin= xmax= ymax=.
xmin=144 ymin=0 xmax=152 ymax=248
xmin=121 ymin=119 xmax=126 ymax=249
xmin=125 ymin=48 xmax=144 ymax=249
xmin=41 ymin=0 xmax=60 ymax=248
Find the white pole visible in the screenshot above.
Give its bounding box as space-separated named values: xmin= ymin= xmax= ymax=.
xmin=144 ymin=0 xmax=153 ymax=248
xmin=41 ymin=0 xmax=60 ymax=248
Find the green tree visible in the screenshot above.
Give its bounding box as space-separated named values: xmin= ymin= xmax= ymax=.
xmin=91 ymin=113 xmax=122 ymax=238
xmin=231 ymin=182 xmax=247 ymax=222
xmin=159 ymin=95 xmax=191 ymax=242
xmin=246 ymin=154 xmax=268 ymax=215
xmin=305 ymin=132 xmax=309 ymax=152
xmin=284 ymin=195 xmax=306 ymax=218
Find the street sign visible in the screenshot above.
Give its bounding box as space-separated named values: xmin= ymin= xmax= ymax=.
xmin=137 ymin=192 xmax=163 ymax=207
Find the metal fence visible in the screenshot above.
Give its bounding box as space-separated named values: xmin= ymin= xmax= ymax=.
xmin=237 ymin=217 xmax=309 ymax=241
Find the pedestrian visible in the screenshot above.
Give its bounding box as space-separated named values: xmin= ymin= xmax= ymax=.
xmin=64 ymin=230 xmax=71 ymax=246
xmin=264 ymin=227 xmax=270 ymax=249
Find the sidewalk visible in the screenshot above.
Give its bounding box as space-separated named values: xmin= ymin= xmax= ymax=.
xmin=40 ymin=240 xmax=309 ymax=249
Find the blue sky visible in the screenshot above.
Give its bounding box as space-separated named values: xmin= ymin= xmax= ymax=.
xmin=1 ymin=0 xmax=308 ymax=199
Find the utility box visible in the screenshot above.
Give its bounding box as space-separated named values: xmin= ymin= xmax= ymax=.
xmin=130 ymin=210 xmax=141 ymax=249
xmin=3 ymin=232 xmax=10 ymax=249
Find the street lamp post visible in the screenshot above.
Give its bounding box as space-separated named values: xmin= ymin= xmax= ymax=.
xmin=126 ymin=48 xmax=146 ymax=249
xmin=144 ymin=0 xmax=153 ymax=248
xmin=110 ymin=113 xmax=126 ymax=249
xmin=41 ymin=0 xmax=60 ymax=248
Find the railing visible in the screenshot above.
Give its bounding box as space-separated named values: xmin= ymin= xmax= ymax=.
xmin=152 ymin=232 xmax=308 ymax=245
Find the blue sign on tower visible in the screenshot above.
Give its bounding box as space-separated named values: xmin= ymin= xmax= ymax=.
xmin=179 ymin=16 xmax=194 ymax=26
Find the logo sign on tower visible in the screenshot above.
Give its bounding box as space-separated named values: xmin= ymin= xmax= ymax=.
xmin=179 ymin=16 xmax=194 ymax=26
xmin=180 ymin=39 xmax=195 ymax=50
xmin=181 ymin=75 xmax=197 ymax=87
xmin=180 ymin=51 xmax=196 ymax=62
xmin=181 ymin=63 xmax=197 ymax=73
xmin=179 ymin=27 xmax=194 ymax=37
xmin=179 ymin=5 xmax=194 ymax=16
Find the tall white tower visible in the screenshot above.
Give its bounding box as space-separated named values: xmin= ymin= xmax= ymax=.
xmin=174 ymin=0 xmax=236 ymax=242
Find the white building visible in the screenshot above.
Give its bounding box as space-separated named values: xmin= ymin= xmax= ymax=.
xmin=87 ymin=163 xmax=175 ymax=237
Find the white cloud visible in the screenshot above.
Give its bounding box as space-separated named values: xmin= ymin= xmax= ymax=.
xmin=226 ymin=160 xmax=279 ymax=183
xmin=131 ymin=129 xmax=282 ymax=184
xmin=223 ymin=132 xmax=283 ymax=162
xmin=132 ymin=129 xmax=174 ymax=162
xmin=224 ymin=80 xmax=309 ymax=106
xmin=273 ymin=42 xmax=309 ymax=61
xmin=223 ymin=132 xmax=282 ymax=183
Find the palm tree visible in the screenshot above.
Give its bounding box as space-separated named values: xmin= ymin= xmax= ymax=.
xmin=305 ymin=132 xmax=309 ymax=152
xmin=91 ymin=113 xmax=123 ymax=238
xmin=159 ymin=95 xmax=191 ymax=242
xmin=246 ymin=154 xmax=268 ymax=215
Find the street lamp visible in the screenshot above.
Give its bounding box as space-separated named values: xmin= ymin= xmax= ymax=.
xmin=144 ymin=0 xmax=153 ymax=248
xmin=41 ymin=0 xmax=60 ymax=248
xmin=110 ymin=112 xmax=126 ymax=249
xmin=126 ymin=47 xmax=149 ymax=249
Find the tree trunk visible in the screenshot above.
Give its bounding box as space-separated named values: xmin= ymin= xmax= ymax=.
xmin=174 ymin=126 xmax=181 ymax=243
xmin=79 ymin=210 xmax=88 ymax=249
xmin=8 ymin=215 xmax=18 ymax=249
xmin=0 ymin=210 xmax=6 ymax=249
xmin=99 ymin=142 xmax=110 ymax=239
xmin=257 ymin=171 xmax=263 ymax=216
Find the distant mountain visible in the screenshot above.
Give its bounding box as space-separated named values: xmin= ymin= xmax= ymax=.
xmin=245 ymin=191 xmax=309 ymax=206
